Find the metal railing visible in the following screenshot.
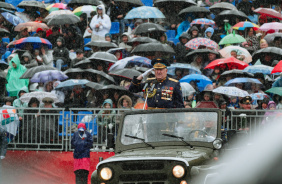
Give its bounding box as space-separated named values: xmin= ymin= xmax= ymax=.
xmin=1 ymin=107 xmax=281 ymax=151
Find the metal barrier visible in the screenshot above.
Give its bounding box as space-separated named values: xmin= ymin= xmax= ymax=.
xmin=1 ymin=107 xmax=280 ymax=151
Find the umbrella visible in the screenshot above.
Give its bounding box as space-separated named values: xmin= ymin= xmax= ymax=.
xmin=125 ymin=6 xmax=165 ymax=19
xmin=186 ymin=49 xmax=219 ymax=59
xmin=219 ymin=46 xmax=252 ymax=64
xmin=14 ymin=22 xmax=49 ymax=32
xmin=0 ymin=2 xmax=16 ymax=11
xmin=46 ymin=3 xmax=67 ymax=12
xmin=134 ymin=23 xmax=166 ymax=35
xmin=271 ymin=60 xmax=282 ymax=74
xmin=250 ymin=93 xmax=271 ymax=101
xmin=178 ymin=6 xmax=210 ymax=19
xmin=113 ymin=0 xmax=144 ymax=7
xmin=109 ymin=68 xmax=142 ymax=80
xmin=264 ymin=33 xmax=282 ymax=45
xmin=44 ymin=10 xmax=73 ymax=21
xmin=127 ymin=37 xmax=158 ymax=46
xmin=220 ymin=69 xmax=254 ymax=78
xmin=205 ymin=0 xmax=234 ymax=6
xmin=209 ymin=2 xmax=237 ymax=14
xmin=18 ymin=1 xmax=46 ymax=10
xmin=55 ymin=79 xmax=90 ymax=90
xmin=88 ymin=52 xmax=117 ymax=63
xmin=0 ymin=71 xmax=7 ymax=79
xmin=0 ymin=60 xmax=8 ymax=70
xmin=214 ymin=9 xmax=250 ymax=25
xmin=254 ymin=8 xmax=282 ymax=20
xmin=259 ymin=22 xmax=282 ymax=32
xmin=179 ymin=74 xmax=212 ymax=92
xmin=185 ymin=37 xmax=219 ymax=51
xmin=224 ymin=77 xmax=262 ymax=86
xmin=67 ymin=0 xmax=101 ymax=8
xmin=1 ymin=12 xmax=25 ymax=26
xmin=244 ymin=65 xmax=274 ymax=75
xmin=30 ymin=70 xmax=68 ymax=83
xmin=47 ymin=14 xmax=80 ymax=26
xmin=212 ymin=86 xmax=249 ymax=97
xmin=168 ymin=63 xmax=201 ymax=76
xmin=180 ymin=82 xmax=195 ymax=97
xmin=85 ymin=40 xmax=118 ymax=49
xmin=73 ymin=5 xmax=96 ymax=18
xmin=20 ymin=65 xmax=57 ymax=79
xmin=97 ymin=84 xmax=132 ymax=96
xmin=266 ymin=87 xmax=282 ymax=96
xmin=205 ymin=57 xmax=249 ymax=70
xmin=190 ymin=18 xmax=215 ymax=27
xmin=13 ymin=37 xmax=52 ymax=50
xmin=233 ymin=21 xmax=259 ymax=31
xmin=109 ymin=56 xmax=152 ymax=72
xmin=85 ymin=82 xmax=103 ymax=90
xmin=131 ymin=42 xmax=175 ymax=55
xmin=20 ymin=91 xmax=60 ymax=103
xmin=154 ymin=0 xmax=196 ymax=7
xmin=252 ymin=47 xmax=282 ymax=62
xmin=218 ymin=33 xmax=246 ymax=45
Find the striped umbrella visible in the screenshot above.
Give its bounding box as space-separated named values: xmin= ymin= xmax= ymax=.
xmin=233 ymin=21 xmax=259 ymax=31
xmin=73 ymin=5 xmax=96 ymax=17
xmin=46 ymin=3 xmax=67 ymax=12
xmin=190 ymin=18 xmax=215 ymax=27
xmin=14 ymin=37 xmax=52 ymax=49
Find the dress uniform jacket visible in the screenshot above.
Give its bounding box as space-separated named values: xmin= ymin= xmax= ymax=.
xmin=129 ymin=76 xmax=184 ymax=109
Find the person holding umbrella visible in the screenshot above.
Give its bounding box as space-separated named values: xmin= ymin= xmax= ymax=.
xmin=129 ymin=58 xmax=184 ymax=109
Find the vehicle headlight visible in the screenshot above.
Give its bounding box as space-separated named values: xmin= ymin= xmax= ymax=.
xmin=172 ymin=165 xmax=185 ymax=178
xmin=213 ymin=139 xmax=222 ymax=150
xmin=100 ymin=167 xmax=112 ymax=181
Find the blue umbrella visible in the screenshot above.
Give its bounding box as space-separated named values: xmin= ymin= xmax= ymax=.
xmin=179 ymin=74 xmax=212 ymax=92
xmin=55 ymin=79 xmax=90 ymax=90
xmin=124 ymin=6 xmax=165 ymax=19
xmin=243 ymin=65 xmax=274 ymax=75
xmin=224 ymin=78 xmax=262 ymax=86
xmin=30 ymin=70 xmax=68 ymax=83
xmin=1 ymin=12 xmax=25 ymax=26
xmin=168 ymin=63 xmax=201 ymax=76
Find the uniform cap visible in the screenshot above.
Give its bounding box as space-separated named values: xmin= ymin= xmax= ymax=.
xmin=240 ymin=96 xmax=252 ymax=104
xmin=151 ymin=58 xmax=170 ymax=69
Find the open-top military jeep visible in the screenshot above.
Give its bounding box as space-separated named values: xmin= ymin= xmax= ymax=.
xmin=91 ymin=108 xmax=224 ymax=184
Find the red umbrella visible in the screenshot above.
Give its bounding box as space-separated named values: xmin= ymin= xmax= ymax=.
xmin=271 ymin=60 xmax=282 ymax=74
xmin=204 ymin=57 xmax=249 ymax=70
xmin=254 ymin=8 xmax=282 ymax=20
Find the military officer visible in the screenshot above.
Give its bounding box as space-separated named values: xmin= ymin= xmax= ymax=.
xmin=129 ymin=58 xmax=184 ymax=109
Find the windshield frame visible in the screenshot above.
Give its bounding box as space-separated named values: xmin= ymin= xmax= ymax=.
xmin=116 ymin=108 xmax=222 ymax=153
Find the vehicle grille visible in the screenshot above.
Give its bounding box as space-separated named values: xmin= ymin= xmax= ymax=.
xmin=121 ymin=161 xmax=164 ymax=170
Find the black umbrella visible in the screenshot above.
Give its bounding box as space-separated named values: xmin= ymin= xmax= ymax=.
xmin=134 ymin=23 xmax=166 ymax=35
xmin=97 ymin=84 xmax=133 ymax=97
xmin=131 ymin=42 xmax=175 ymax=55
xmin=252 ymin=47 xmax=282 ymax=62
xmin=85 ymin=81 xmax=104 ymax=90
xmin=209 ymin=2 xmax=237 ymax=14
xmin=47 ymin=14 xmax=80 ymax=26
xmin=264 ymin=33 xmax=282 ymax=45
xmin=88 ymin=52 xmax=118 ymax=63
xmin=178 ymin=6 xmax=210 ymax=19
xmin=0 ymin=2 xmax=16 ymax=11
xmin=154 ymin=0 xmax=196 ymax=7
xmin=85 ymin=41 xmax=118 ymax=49
xmin=18 ymin=1 xmax=46 ymax=9
xmin=0 ymin=60 xmax=8 ymax=70
xmin=186 ymin=49 xmax=220 ymax=59
xmin=220 ymin=69 xmax=254 ymax=78
xmin=127 ymin=37 xmax=159 ymax=46
xmin=109 ymin=68 xmax=142 ymax=80
xmin=214 ymin=9 xmax=250 ymax=25
xmin=114 ymin=0 xmax=144 ymax=7
xmin=20 ymin=65 xmax=57 ymax=79
xmin=67 ymin=0 xmax=101 ymax=8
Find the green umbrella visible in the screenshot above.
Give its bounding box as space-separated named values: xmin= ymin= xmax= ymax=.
xmin=218 ymin=33 xmax=246 ymax=45
xmin=266 ymin=87 xmax=282 ymax=96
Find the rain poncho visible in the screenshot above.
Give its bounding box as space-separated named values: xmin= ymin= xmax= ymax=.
xmin=6 ymin=55 xmax=29 ymax=97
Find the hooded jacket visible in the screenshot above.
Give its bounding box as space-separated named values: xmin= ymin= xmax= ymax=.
xmin=89 ymin=5 xmax=111 ymax=38
xmin=21 ymin=51 xmax=38 ymax=69
xmin=187 ymin=26 xmax=201 ymax=41
xmin=205 ymin=27 xmax=214 ymax=38
xmin=6 ymin=55 xmax=29 ymax=97
xmin=52 ymin=37 xmax=70 ymax=63
xmin=119 ymin=32 xmax=132 ymax=52
xmin=12 ymin=86 xmax=29 ymax=117
xmin=175 ymin=32 xmax=189 ymax=63
xmin=98 ymin=98 xmax=116 ymax=126
xmin=71 ymin=123 xmax=93 ymax=172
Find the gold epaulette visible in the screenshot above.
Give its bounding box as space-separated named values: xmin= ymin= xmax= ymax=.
xmin=168 ymin=78 xmax=179 ymax=82
xmin=145 ymin=77 xmax=156 ymax=82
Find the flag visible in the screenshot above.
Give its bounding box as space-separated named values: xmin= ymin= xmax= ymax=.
xmin=0 ymin=106 xmax=19 ymax=136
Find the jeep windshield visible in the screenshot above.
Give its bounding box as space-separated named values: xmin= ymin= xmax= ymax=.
xmin=121 ymin=111 xmax=218 ymax=145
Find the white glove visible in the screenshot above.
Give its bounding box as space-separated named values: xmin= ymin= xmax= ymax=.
xmin=108 ymin=123 xmax=114 ymax=130
xmin=142 ymin=68 xmax=154 ymax=78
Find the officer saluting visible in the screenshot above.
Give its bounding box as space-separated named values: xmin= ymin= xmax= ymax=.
xmin=129 ymin=58 xmax=184 ymax=109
